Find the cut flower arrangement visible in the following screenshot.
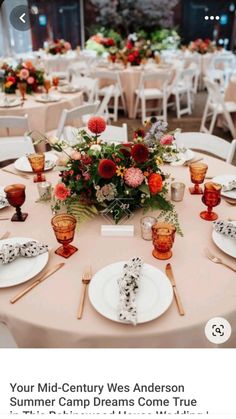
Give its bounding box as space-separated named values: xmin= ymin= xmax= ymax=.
xmin=1 ymin=61 xmax=44 ymax=94
xmin=32 ymin=117 xmax=182 ymax=234
xmin=46 ymin=39 xmax=72 ymax=55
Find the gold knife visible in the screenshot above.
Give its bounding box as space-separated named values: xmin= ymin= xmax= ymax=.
xmin=2 ymin=168 xmax=30 ymax=180
xmin=165 ymin=263 xmax=185 ymax=316
xmin=10 ymin=263 xmax=65 ymax=304
xmin=184 ymin=157 xmax=203 ymax=167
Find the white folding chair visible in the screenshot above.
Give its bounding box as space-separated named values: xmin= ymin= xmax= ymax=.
xmin=99 ymin=123 xmax=128 ymax=143
xmin=170 ymin=68 xmax=195 ymax=118
xmin=134 ymin=71 xmax=172 ymax=124
xmin=0 ymin=323 xmax=17 ymax=348
xmin=56 ymin=101 xmax=100 ymax=141
xmin=175 ymin=132 xmax=236 ymax=164
xmin=82 ymin=85 xmax=115 ymax=124
xmin=201 ymin=78 xmax=236 ymax=138
xmin=71 ymin=75 xmax=98 ymax=102
xmin=95 ymin=70 xmax=127 ymax=121
xmin=0 ymin=115 xmax=34 ymax=163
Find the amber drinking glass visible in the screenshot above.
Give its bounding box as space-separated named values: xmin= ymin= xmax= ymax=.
xmin=28 ymin=153 xmax=46 ymax=183
xmin=189 ymin=162 xmax=208 ymax=194
xmin=52 ymin=76 xmax=59 ymax=89
xmin=152 ymin=223 xmax=176 ymax=260
xmin=200 ymin=182 xmax=222 ymax=221
xmin=44 ymin=79 xmax=51 ymax=95
xmin=4 ymin=184 xmax=28 ymax=222
xmin=51 ymin=214 xmax=78 ymax=258
xmin=18 ymin=82 xmax=27 ymax=101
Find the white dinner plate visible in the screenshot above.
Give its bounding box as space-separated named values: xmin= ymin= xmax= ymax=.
xmin=0 ymin=237 xmax=49 ymax=288
xmin=89 ymin=261 xmax=173 ymax=324
xmin=0 ymin=98 xmax=21 ymax=108
xmin=14 ymin=152 xmax=57 ymax=172
xmin=165 ymin=148 xmax=195 ymax=166
xmin=212 ymin=221 xmax=236 ymax=259
xmin=212 ymin=175 xmax=236 ymax=200
xmin=0 ymin=186 xmax=9 ymax=210
xmin=35 ymin=94 xmax=61 ymax=103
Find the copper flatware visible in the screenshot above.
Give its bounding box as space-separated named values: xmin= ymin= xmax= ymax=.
xmin=10 ymin=263 xmax=65 ymax=304
xmin=0 ymin=218 xmax=10 ymax=221
xmin=2 ymin=168 xmax=30 ymax=180
xmin=205 ymin=248 xmax=236 ymax=273
xmin=165 ymin=263 xmax=185 ymax=316
xmin=184 ymin=157 xmax=203 ymax=167
xmin=0 ymin=231 xmax=10 ymax=240
xmin=225 ymin=199 xmax=236 ymax=206
xmin=228 ymin=218 xmax=236 ymax=222
xmin=77 ymin=266 xmax=92 ymax=319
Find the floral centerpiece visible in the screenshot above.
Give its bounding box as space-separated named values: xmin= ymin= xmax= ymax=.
xmin=1 ymin=61 xmax=44 ymax=94
xmin=117 ymin=33 xmax=154 ymax=66
xmin=46 ymin=39 xmax=71 ymax=55
xmin=186 ymin=38 xmax=216 ymax=54
xmin=151 ymin=29 xmax=180 ymax=52
xmin=85 ymin=33 xmax=118 ymax=56
xmin=32 ymin=117 xmax=182 ymax=234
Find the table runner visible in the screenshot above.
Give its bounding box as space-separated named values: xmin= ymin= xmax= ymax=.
xmin=0 ymin=153 xmax=236 ymax=348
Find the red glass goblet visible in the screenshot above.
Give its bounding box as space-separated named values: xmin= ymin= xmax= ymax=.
xmin=18 ymin=82 xmax=27 ymax=101
xmin=189 ymin=162 xmax=208 ymax=194
xmin=4 ymin=184 xmax=28 ymax=222
xmin=200 ymin=182 xmax=222 ymax=221
xmin=52 ymin=76 xmax=59 ymax=90
xmin=152 ymin=222 xmax=176 ymax=260
xmin=51 ymin=214 xmax=78 ymax=258
xmin=28 ymin=153 xmax=46 ymax=183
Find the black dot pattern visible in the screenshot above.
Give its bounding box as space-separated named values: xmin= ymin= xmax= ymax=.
xmin=0 ymin=241 xmax=48 ymax=265
xmin=213 ymin=221 xmax=236 ymax=239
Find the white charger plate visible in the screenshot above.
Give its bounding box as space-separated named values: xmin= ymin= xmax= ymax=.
xmin=0 ymin=186 xmax=9 ymax=210
xmin=0 ymin=237 xmax=49 ymax=288
xmin=35 ymin=94 xmax=61 ymax=103
xmin=0 ymin=98 xmax=21 ymax=108
xmin=212 ymin=221 xmax=236 ymax=259
xmin=14 ymin=152 xmax=57 ymax=173
xmin=170 ymin=149 xmax=195 ymax=166
xmin=89 ymin=261 xmax=173 ymax=324
xmin=212 ymin=175 xmax=236 ymax=200
xmin=58 ymin=86 xmax=80 ymax=93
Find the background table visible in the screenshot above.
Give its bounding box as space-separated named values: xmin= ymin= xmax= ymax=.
xmin=0 ymin=153 xmax=236 ymax=348
xmin=0 ymin=92 xmax=83 ymax=152
xmin=224 ymin=76 xmax=236 ymax=129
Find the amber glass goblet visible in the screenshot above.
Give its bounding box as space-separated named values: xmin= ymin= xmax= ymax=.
xmin=18 ymin=82 xmax=27 ymax=101
xmin=44 ymin=79 xmax=51 ymax=95
xmin=28 ymin=153 xmax=46 ymax=183
xmin=152 ymin=223 xmax=176 ymax=260
xmin=52 ymin=76 xmax=59 ymax=90
xmin=189 ymin=162 xmax=208 ymax=194
xmin=200 ymin=182 xmax=222 ymax=221
xmin=4 ymin=184 xmax=28 ymax=222
xmin=51 ymin=214 xmax=78 ymax=258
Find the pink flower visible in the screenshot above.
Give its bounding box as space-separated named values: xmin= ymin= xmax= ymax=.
xmin=64 ymin=42 xmax=71 ymax=50
xmin=19 ymin=69 xmax=29 ymax=80
xmin=83 ymin=172 xmax=91 ymax=181
xmin=54 ymin=183 xmax=70 ymax=201
xmin=160 ymin=134 xmax=174 ymax=146
xmin=124 ymin=167 xmax=144 ymax=188
xmin=70 ymin=151 xmax=81 ymax=160
xmin=27 ymin=76 xmax=35 ymax=85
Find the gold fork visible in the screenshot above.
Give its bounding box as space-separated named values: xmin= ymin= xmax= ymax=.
xmin=225 ymin=199 xmax=236 ymax=206
xmin=77 ymin=266 xmax=92 ymax=319
xmin=205 ymin=248 xmax=236 ymax=272
xmin=0 ymin=231 xmax=10 ymax=240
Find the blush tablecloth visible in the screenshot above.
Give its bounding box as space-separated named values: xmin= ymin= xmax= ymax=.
xmin=224 ymin=76 xmax=236 ymax=128
xmin=0 ymin=153 xmax=236 ymax=348
xmin=0 ymin=92 xmax=83 ymax=152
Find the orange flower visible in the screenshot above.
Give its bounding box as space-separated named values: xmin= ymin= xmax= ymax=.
xmin=148 ymin=173 xmax=163 ymax=195
xmin=54 ymin=183 xmax=70 ymax=201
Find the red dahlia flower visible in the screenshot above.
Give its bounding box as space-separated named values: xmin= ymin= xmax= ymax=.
xmin=88 ymin=116 xmax=106 ymax=135
xmin=131 ymin=143 xmax=149 ymax=163
xmin=133 ymin=128 xmax=145 ymax=140
xmin=120 ymin=143 xmax=132 ymax=157
xmin=98 ymin=159 xmax=116 ymax=179
xmin=148 ymin=173 xmax=163 ymax=195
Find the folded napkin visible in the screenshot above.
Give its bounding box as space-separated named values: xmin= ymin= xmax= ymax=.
xmin=118 ymin=257 xmax=143 ymax=325
xmin=222 ymin=180 xmax=236 ymax=192
xmin=0 ymin=241 xmax=48 ymax=265
xmin=0 ymin=196 xmax=8 ymax=207
xmin=213 ymin=221 xmax=236 ymax=240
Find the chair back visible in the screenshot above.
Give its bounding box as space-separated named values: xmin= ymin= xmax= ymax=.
xmin=0 ymin=115 xmax=29 ymax=131
xmin=175 ymin=132 xmax=236 ymax=164
xmin=0 ymin=136 xmax=35 ymax=163
xmin=97 ymin=85 xmax=114 ymax=118
xmin=99 ymin=123 xmax=128 ymax=143
xmin=56 ymin=101 xmax=100 ymax=139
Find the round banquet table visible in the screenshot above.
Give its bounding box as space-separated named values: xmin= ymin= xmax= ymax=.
xmin=0 ymin=91 xmax=83 ymax=152
xmin=0 ymin=153 xmax=236 ymax=348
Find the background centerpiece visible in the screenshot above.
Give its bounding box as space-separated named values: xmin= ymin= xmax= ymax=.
xmin=45 ymin=39 xmax=72 ymax=55
xmin=1 ymin=61 xmax=44 ymax=94
xmin=36 ymin=117 xmax=182 ymax=234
